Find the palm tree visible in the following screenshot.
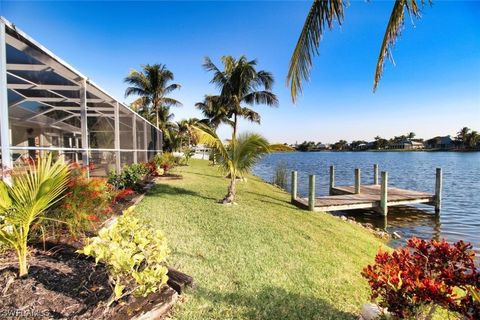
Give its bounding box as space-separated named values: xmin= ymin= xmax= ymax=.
xmin=456 ymin=127 xmax=471 ymax=148
xmin=288 ymin=0 xmax=427 ymax=102
xmin=466 ymin=130 xmax=479 ymax=150
xmin=195 ymin=95 xmax=231 ymax=131
xmin=408 ymin=132 xmax=416 ymax=140
xmin=177 ymin=118 xmax=199 ymax=147
xmin=202 ymin=56 xmax=278 ymax=142
xmin=0 ymin=154 xmax=69 ymax=277
xmin=195 ymin=124 xmax=270 ymax=204
xmin=124 ymin=64 xmax=182 ymax=129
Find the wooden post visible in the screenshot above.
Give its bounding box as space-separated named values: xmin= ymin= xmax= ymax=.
xmin=435 ymin=168 xmax=442 ymax=214
xmin=373 ymin=164 xmax=379 ymax=185
xmin=380 ymin=171 xmax=388 ymax=216
xmin=308 ymin=175 xmax=315 ymax=211
xmin=291 ymin=171 xmax=298 ymax=202
xmin=329 ymin=165 xmax=335 ymax=195
xmin=355 ymin=168 xmax=361 ymax=194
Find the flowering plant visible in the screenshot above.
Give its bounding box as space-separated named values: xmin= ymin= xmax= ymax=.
xmin=54 ymin=164 xmax=116 ymax=237
xmin=362 ymin=237 xmax=479 ymax=319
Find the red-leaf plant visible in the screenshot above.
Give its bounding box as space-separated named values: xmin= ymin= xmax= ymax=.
xmin=362 ymin=237 xmax=479 ymax=319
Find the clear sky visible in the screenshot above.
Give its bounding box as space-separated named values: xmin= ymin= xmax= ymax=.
xmin=1 ymin=1 xmax=479 ymax=144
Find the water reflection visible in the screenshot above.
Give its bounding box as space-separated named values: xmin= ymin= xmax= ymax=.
xmin=332 ymin=205 xmax=442 ymax=247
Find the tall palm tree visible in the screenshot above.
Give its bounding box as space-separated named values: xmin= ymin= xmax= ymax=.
xmin=124 ymin=64 xmax=182 ymax=129
xmin=466 ymin=130 xmax=479 ymax=150
xmin=203 ymin=56 xmax=278 ymax=142
xmin=288 ymin=0 xmax=428 ymax=103
xmin=457 ymin=127 xmax=471 ymax=148
xmin=195 ymin=124 xmax=270 ymax=204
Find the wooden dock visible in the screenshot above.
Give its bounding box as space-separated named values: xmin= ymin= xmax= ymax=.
xmin=291 ymin=165 xmax=442 ymax=216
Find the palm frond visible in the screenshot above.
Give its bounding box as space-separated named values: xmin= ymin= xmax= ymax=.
xmin=242 ymin=91 xmax=279 ymax=107
xmin=373 ymin=0 xmax=424 ymax=92
xmin=287 ymin=0 xmax=345 ymax=103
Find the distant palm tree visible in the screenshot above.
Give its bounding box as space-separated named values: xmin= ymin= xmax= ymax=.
xmin=457 ymin=127 xmax=471 ymax=148
xmin=202 ymin=56 xmax=278 ymax=142
xmin=288 ymin=0 xmax=428 ymax=102
xmin=466 ymin=130 xmax=479 ymax=149
xmin=408 ymin=132 xmax=416 ymax=139
xmin=195 ymin=124 xmax=270 ymax=204
xmin=177 ymin=118 xmax=199 ymax=147
xmin=195 ymin=95 xmax=231 ymax=131
xmin=124 ymin=64 xmax=182 ymax=129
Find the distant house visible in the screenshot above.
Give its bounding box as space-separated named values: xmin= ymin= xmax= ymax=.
xmin=425 ymin=136 xmax=455 ymax=150
xmin=315 ymin=143 xmax=331 ymax=150
xmin=357 ymin=143 xmax=368 ymax=150
xmin=389 ymin=139 xmax=424 ymax=150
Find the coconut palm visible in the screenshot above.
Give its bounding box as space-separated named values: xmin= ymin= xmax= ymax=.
xmin=456 ymin=127 xmax=471 ymax=148
xmin=203 ymin=56 xmax=278 ymax=141
xmin=177 ymin=118 xmax=200 ymax=147
xmin=195 ymin=95 xmax=231 ymax=131
xmin=195 ymin=124 xmax=270 ymax=204
xmin=288 ymin=0 xmax=428 ymax=102
xmin=124 ymin=64 xmax=182 ymax=129
xmin=466 ymin=130 xmax=479 ymax=149
xmin=0 ymin=154 xmax=69 ymax=277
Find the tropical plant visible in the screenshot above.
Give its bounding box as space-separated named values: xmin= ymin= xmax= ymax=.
xmin=202 ymin=55 xmax=278 ymax=142
xmin=195 ymin=95 xmax=231 ymax=131
xmin=177 ymin=118 xmax=200 ymax=147
xmin=78 ymin=207 xmax=169 ymax=305
xmin=288 ymin=0 xmax=429 ymax=102
xmin=0 ymin=155 xmax=69 ymax=277
xmin=53 ymin=171 xmax=115 ymax=237
xmin=107 ymin=163 xmax=149 ymax=191
xmin=124 ymin=64 xmax=182 ymax=129
xmin=362 ymin=237 xmax=479 ymax=319
xmin=154 ymin=152 xmax=176 ymax=174
xmin=195 ymin=124 xmax=270 ymax=204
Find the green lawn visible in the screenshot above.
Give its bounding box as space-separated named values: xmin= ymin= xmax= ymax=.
xmin=135 ymin=159 xmax=387 ymax=319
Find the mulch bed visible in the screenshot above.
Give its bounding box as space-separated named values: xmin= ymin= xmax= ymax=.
xmin=0 ymin=243 xmax=192 ymax=319
xmin=0 ymin=178 xmax=192 ymax=319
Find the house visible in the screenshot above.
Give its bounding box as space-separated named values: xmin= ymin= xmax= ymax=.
xmin=0 ymin=17 xmax=162 ymax=180
xmin=389 ymin=139 xmax=424 ymax=150
xmin=425 ymin=136 xmax=455 ymax=150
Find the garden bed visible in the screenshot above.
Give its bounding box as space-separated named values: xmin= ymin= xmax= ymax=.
xmin=154 ymin=173 xmax=183 ymax=181
xmin=0 ymin=243 xmax=192 ymax=319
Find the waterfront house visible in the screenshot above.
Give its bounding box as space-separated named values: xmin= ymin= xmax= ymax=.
xmin=425 ymin=135 xmax=455 ymax=150
xmin=389 ymin=139 xmax=424 ymax=150
xmin=0 ymin=17 xmax=162 ymax=180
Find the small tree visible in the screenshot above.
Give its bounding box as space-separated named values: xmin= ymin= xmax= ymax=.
xmin=0 ymin=155 xmax=69 ymax=277
xmin=195 ymin=124 xmax=270 ymax=204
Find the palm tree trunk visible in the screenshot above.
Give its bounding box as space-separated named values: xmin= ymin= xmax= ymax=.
xmin=222 ymin=175 xmax=237 ymax=204
xmin=156 ymin=104 xmax=160 ymax=129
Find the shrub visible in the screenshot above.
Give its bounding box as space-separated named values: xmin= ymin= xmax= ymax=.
xmin=154 ymin=153 xmax=176 ymax=173
xmin=114 ymin=188 xmax=135 ymax=202
xmin=362 ymin=237 xmax=479 ymax=319
xmin=0 ymin=155 xmax=69 ymax=277
xmin=108 ymin=163 xmax=149 ymax=191
xmin=78 ymin=207 xmax=169 ymax=304
xmin=183 ymin=147 xmax=195 ymax=165
xmin=272 ymin=161 xmax=288 ymax=190
xmin=53 ymin=172 xmax=115 ymax=237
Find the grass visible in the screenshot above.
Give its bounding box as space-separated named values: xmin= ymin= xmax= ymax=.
xmin=135 ymin=159 xmax=387 ymax=319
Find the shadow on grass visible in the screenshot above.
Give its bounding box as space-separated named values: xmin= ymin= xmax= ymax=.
xmin=195 ymin=285 xmax=355 ymax=320
xmin=147 ymin=183 xmax=219 ymax=202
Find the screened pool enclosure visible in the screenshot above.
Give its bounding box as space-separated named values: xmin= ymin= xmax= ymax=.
xmin=0 ymin=17 xmax=162 ymax=180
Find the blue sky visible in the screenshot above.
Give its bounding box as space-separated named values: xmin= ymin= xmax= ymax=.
xmin=1 ymin=1 xmax=479 ymax=143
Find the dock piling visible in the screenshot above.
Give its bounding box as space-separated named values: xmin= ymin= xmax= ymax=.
xmin=354 ymin=168 xmax=361 ymax=194
xmin=291 ymin=171 xmax=298 ymax=202
xmin=373 ymin=164 xmax=379 ymax=185
xmin=329 ymin=166 xmax=335 ymax=195
xmin=308 ymin=175 xmax=316 ymax=211
xmin=435 ymin=168 xmax=442 ymax=214
xmin=380 ymin=171 xmax=388 ymax=216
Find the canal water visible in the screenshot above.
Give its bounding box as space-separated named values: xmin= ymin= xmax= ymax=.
xmin=252 ymin=151 xmax=480 ymax=254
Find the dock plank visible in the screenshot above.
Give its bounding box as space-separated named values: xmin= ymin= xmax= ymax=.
xmin=293 ymin=184 xmax=435 ymax=212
